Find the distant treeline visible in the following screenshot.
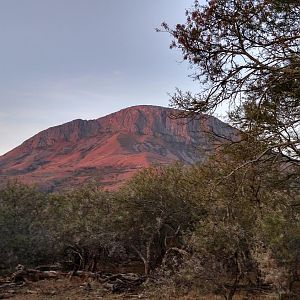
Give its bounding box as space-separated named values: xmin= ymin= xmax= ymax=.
xmin=0 ymin=140 xmax=299 ymax=299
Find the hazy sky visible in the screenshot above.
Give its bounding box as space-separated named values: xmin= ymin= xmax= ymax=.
xmin=0 ymin=0 xmax=204 ymax=155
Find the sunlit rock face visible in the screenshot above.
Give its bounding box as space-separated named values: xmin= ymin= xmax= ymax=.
xmin=0 ymin=105 xmax=236 ymax=191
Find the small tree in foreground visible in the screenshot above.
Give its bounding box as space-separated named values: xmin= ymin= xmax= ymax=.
xmin=115 ymin=164 xmax=198 ymax=275
xmin=46 ymin=184 xmax=118 ymax=273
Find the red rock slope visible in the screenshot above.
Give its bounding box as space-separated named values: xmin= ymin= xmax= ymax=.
xmin=0 ymin=105 xmax=236 ymax=191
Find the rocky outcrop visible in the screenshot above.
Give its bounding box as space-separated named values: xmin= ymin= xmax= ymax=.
xmin=0 ymin=105 xmax=237 ymax=191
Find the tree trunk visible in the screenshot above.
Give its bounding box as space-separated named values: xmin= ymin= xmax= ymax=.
xmin=131 ymin=246 xmax=149 ymax=276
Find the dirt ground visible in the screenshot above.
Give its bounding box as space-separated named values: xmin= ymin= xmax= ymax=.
xmin=0 ymin=275 xmax=281 ymax=300
xmin=1 ymin=276 xmax=142 ymax=300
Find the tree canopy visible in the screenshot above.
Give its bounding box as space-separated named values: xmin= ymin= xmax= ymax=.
xmin=161 ymin=0 xmax=300 ymax=162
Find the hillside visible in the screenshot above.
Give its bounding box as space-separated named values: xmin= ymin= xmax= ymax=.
xmin=0 ymin=105 xmax=236 ymax=191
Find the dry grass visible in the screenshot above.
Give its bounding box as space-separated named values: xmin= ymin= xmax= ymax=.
xmin=1 ymin=277 xmax=136 ymax=300
xmin=0 ymin=276 xmax=280 ymax=300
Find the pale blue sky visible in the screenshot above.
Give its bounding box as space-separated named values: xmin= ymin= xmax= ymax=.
xmin=0 ymin=0 xmax=205 ymax=155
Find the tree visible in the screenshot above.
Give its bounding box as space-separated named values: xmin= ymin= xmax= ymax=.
xmin=178 ymin=141 xmax=299 ymax=299
xmin=115 ymin=164 xmax=197 ymax=275
xmin=161 ymin=0 xmax=300 ymax=162
xmin=46 ymin=183 xmax=117 ymax=273
xmin=159 ymin=4 xmax=300 ymax=295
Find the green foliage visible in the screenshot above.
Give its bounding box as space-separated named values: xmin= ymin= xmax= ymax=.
xmin=0 ymin=181 xmax=49 ymax=270
xmin=0 ymin=182 xmax=118 ymax=272
xmin=0 ymin=154 xmax=298 ymax=298
xmin=173 ymin=142 xmax=299 ymax=298
xmin=115 ymin=164 xmax=198 ymax=274
xmin=45 ymin=183 xmax=121 ymax=271
xmin=48 ymin=184 xmax=111 ymax=246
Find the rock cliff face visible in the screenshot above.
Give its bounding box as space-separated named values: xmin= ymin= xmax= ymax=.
xmin=0 ymin=105 xmax=236 ymax=191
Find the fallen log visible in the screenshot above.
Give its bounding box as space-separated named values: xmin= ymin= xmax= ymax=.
xmin=0 ymin=282 xmax=24 ymax=290
xmin=35 ymin=264 xmax=62 ymax=271
xmin=10 ymin=265 xmax=61 ymax=283
xmin=101 ymin=273 xmax=145 ymax=293
xmin=3 ymin=264 xmax=146 ymax=294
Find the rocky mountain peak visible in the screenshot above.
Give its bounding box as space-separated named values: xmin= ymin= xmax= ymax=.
xmin=0 ymin=105 xmax=236 ymax=191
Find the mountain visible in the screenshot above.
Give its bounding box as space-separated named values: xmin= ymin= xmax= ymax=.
xmin=0 ymin=105 xmax=236 ymax=191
